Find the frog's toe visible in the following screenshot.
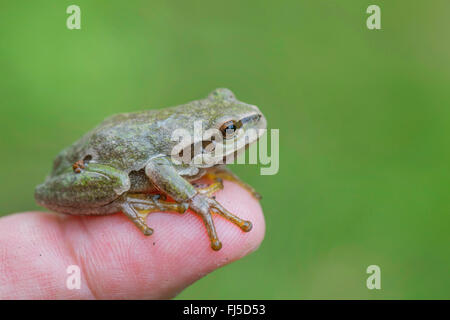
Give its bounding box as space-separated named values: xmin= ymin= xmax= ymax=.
xmin=240 ymin=220 xmax=253 ymax=232
xmin=211 ymin=239 xmax=222 ymax=251
xmin=253 ymin=192 xmax=262 ymax=201
xmin=210 ymin=199 xmax=253 ymax=233
xmin=180 ymin=202 xmax=189 ymax=214
xmin=121 ymin=194 xmax=192 ymax=236
xmin=121 ymin=202 xmax=154 ymax=236
xmin=142 ymin=227 xmax=154 ymax=236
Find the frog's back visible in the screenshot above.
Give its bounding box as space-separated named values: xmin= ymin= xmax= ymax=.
xmin=50 ymin=109 xmax=165 ymax=177
xmin=49 ymin=97 xmax=212 ymax=177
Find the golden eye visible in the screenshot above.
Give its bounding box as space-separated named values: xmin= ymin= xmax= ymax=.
xmin=220 ymin=120 xmax=238 ymax=139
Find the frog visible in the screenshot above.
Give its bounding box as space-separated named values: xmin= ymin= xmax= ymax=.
xmin=35 ymin=88 xmax=267 ymax=251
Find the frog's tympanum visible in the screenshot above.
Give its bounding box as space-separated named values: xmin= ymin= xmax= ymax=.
xmin=35 ymin=89 xmax=266 ymax=250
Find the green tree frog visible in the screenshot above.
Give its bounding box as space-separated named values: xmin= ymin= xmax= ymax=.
xmin=35 ymin=89 xmax=267 ymax=250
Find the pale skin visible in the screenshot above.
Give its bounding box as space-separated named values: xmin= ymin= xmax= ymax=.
xmin=0 ymin=181 xmax=265 ymax=299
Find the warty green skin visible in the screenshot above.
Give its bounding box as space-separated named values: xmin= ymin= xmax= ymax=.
xmin=35 ymin=89 xmax=266 ymax=250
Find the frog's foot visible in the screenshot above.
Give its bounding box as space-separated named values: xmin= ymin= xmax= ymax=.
xmin=209 ymin=169 xmax=262 ymax=200
xmin=194 ymin=176 xmax=224 ymax=197
xmin=120 ymin=194 xmax=188 ymax=236
xmin=189 ymin=193 xmax=252 ymax=251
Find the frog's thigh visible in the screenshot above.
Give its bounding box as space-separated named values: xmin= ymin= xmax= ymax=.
xmin=35 ymin=163 xmax=130 ymax=209
xmin=120 ymin=194 xmax=188 ymax=236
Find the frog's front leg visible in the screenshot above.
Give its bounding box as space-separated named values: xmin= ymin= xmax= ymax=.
xmin=145 ymin=158 xmax=252 ymax=251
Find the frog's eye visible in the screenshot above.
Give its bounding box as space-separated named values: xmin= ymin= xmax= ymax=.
xmin=219 ymin=120 xmax=240 ymax=139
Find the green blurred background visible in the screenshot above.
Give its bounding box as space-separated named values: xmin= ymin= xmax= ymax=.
xmin=1 ymin=0 xmax=449 ymax=299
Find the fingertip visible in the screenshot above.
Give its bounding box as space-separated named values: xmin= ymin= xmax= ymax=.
xmin=75 ymin=180 xmax=265 ymax=298
xmin=0 ymin=182 xmax=265 ymax=299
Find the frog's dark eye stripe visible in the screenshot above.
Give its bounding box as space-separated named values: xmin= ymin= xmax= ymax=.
xmin=239 ymin=113 xmax=261 ymax=126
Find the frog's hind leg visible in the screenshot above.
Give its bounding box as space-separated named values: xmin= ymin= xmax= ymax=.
xmin=209 ymin=166 xmax=262 ymax=200
xmin=121 ymin=202 xmax=154 ymax=236
xmin=193 ymin=175 xmax=224 ymax=197
xmin=120 ymin=194 xmax=188 ymax=236
xmin=208 ymin=198 xmax=253 ymax=232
